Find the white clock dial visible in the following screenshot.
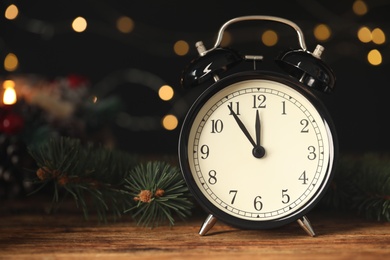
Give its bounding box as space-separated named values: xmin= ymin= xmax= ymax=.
xmin=185 ymin=79 xmax=334 ymax=222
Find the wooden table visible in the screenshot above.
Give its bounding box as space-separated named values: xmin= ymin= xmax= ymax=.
xmin=1 ymin=198 xmax=389 ymax=259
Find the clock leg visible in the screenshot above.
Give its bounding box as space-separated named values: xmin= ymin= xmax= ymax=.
xmin=199 ymin=214 xmax=218 ymax=236
xmin=297 ymin=215 xmax=316 ymax=237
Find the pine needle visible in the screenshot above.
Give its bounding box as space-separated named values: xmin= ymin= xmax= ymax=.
xmin=124 ymin=161 xmax=194 ymax=227
xmin=322 ymin=153 xmax=390 ymax=222
xmin=27 ymin=136 xmax=138 ymax=222
xmin=27 ymin=136 xmax=194 ymax=226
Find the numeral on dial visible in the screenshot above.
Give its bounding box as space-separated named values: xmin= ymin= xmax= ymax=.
xmin=211 ymin=119 xmax=223 ymax=133
xmin=282 ymin=189 xmax=290 ymax=204
xmin=253 ymin=94 xmax=266 ymax=108
xmin=229 ymin=190 xmax=238 ymax=204
xmin=228 ymin=102 xmax=240 ymax=115
xmin=254 ymin=196 xmax=263 ymax=211
xmin=299 ymin=171 xmax=309 ymax=184
xmin=307 ymin=146 xmax=317 ymax=160
xmin=300 ymin=119 xmax=309 ymax=133
xmin=208 ymin=170 xmax=217 ymax=184
xmin=200 ymin=145 xmax=209 ymax=159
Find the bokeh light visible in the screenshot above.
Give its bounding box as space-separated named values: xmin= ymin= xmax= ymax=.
xmin=72 ymin=17 xmax=87 ymax=32
xmin=372 ymin=28 xmax=386 ymax=45
xmin=174 ymin=40 xmax=189 ymax=56
xmin=4 ymin=53 xmax=19 ymax=72
xmin=357 ymin=27 xmax=372 ymax=43
xmin=162 ymin=114 xmax=178 ymax=130
xmin=261 ymin=30 xmax=278 ymax=46
xmin=117 ymin=16 xmax=134 ymax=33
xmin=158 ymin=85 xmax=174 ymax=101
xmin=3 ymin=80 xmax=17 ymax=105
xmin=353 ymin=0 xmax=368 ymax=16
xmin=314 ymin=24 xmax=331 ymax=41
xmin=5 ymin=4 xmax=18 ymax=20
xmin=367 ymin=49 xmax=382 ymax=66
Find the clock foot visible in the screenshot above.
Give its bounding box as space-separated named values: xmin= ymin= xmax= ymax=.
xmin=297 ymin=215 xmax=316 ymax=237
xmin=199 ymin=214 xmax=218 ymax=236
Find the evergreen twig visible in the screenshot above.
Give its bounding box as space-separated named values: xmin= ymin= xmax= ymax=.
xmin=322 ymin=153 xmax=390 ymax=221
xmin=124 ymin=161 xmax=193 ymax=227
xmin=28 ymin=136 xmax=137 ymax=222
xmin=28 ymin=137 xmax=389 ymax=225
xmin=27 ymin=136 xmax=194 ymax=226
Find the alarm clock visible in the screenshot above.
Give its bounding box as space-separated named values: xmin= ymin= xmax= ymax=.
xmin=178 ymin=16 xmax=337 ymax=237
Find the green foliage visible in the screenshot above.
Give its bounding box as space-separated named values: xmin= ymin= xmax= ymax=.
xmin=27 ymin=136 xmax=194 ymax=226
xmin=124 ymin=161 xmax=193 ymax=227
xmin=322 ymin=153 xmax=390 ymax=221
xmin=28 ymin=137 xmax=390 ymax=225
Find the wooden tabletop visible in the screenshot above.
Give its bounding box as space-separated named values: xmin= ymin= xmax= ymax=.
xmin=1 ymin=198 xmax=389 ymax=259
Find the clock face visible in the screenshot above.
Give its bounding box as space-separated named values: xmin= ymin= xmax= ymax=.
xmin=179 ymin=73 xmax=337 ymax=229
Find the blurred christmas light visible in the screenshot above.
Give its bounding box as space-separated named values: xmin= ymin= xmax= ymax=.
xmin=358 ymin=27 xmax=386 ymax=45
xmin=173 ymin=40 xmax=189 ymax=56
xmin=5 ymin=4 xmax=18 ymax=20
xmin=116 ymin=16 xmax=134 ymax=33
xmin=358 ymin=27 xmax=372 ymax=43
xmin=261 ymin=30 xmax=278 ymax=47
xmin=72 ymin=17 xmax=87 ymax=33
xmin=4 ymin=53 xmax=19 ymax=72
xmin=2 ymin=80 xmax=15 ymax=89
xmin=353 ymin=0 xmax=368 ymax=16
xmin=158 ymin=85 xmax=174 ymax=101
xmin=3 ymin=80 xmax=17 ymax=105
xmin=372 ymin=28 xmax=386 ymax=44
xmin=314 ymin=24 xmax=331 ymax=41
xmin=162 ymin=114 xmax=178 ymax=131
xmin=367 ymin=49 xmax=382 ymax=66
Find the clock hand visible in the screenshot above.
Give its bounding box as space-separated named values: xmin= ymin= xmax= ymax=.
xmin=254 ymin=110 xmax=266 ymax=158
xmin=228 ymin=105 xmax=257 ymax=148
xmin=255 ymin=110 xmax=260 ymax=146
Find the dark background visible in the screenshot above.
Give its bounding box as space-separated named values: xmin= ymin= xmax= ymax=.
xmin=1 ymin=0 xmax=390 ymax=155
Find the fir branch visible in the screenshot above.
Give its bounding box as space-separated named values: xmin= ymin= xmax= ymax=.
xmin=27 ymin=136 xmax=194 ymax=227
xmin=124 ymin=161 xmax=194 ymax=227
xmin=322 ymin=153 xmax=390 ymax=222
xmin=28 ymin=136 xmax=137 ymax=222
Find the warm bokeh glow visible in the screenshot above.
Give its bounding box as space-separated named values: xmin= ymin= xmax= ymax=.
xmin=3 ymin=80 xmax=17 ymax=105
xmin=221 ymin=31 xmax=232 ymax=47
xmin=367 ymin=49 xmax=382 ymax=66
xmin=4 ymin=53 xmax=18 ymax=72
xmin=314 ymin=24 xmax=331 ymax=41
xmin=173 ymin=40 xmax=189 ymax=56
xmin=158 ymin=85 xmax=174 ymax=101
xmin=72 ymin=17 xmax=87 ymax=32
xmin=372 ymin=28 xmax=386 ymax=44
xmin=261 ymin=30 xmax=278 ymax=46
xmin=353 ymin=0 xmax=368 ymax=16
xmin=162 ymin=114 xmax=178 ymax=130
xmin=3 ymin=80 xmax=15 ymax=89
xmin=5 ymin=4 xmax=18 ymax=20
xmin=117 ymin=16 xmax=134 ymax=33
xmin=261 ymin=30 xmax=278 ymax=47
xmin=357 ymin=27 xmax=372 ymax=43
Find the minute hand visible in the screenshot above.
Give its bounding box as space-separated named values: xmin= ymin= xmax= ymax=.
xmin=228 ymin=105 xmax=256 ymax=148
xmin=255 ymin=109 xmax=261 ymax=146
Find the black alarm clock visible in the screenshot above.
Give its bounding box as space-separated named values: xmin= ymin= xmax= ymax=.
xmin=178 ymin=16 xmax=338 ymax=237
